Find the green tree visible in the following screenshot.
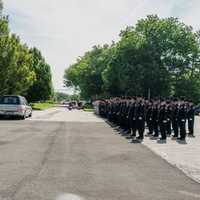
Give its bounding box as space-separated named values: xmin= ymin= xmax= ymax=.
xmin=0 ymin=16 xmax=53 ymax=102
xmin=64 ymin=15 xmax=200 ymax=102
xmin=26 ymin=48 xmax=53 ymax=102
xmin=135 ymin=15 xmax=200 ymax=99
xmin=64 ymin=45 xmax=109 ymax=100
xmin=55 ymin=92 xmax=70 ymax=102
xmin=0 ymin=18 xmax=36 ymax=95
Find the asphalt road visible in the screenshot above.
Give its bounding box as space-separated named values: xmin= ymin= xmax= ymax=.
xmin=0 ymin=107 xmax=200 ymax=200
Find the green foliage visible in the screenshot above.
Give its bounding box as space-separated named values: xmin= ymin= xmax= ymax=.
xmin=64 ymin=15 xmax=200 ymax=102
xmin=64 ymin=45 xmax=110 ymax=100
xmin=83 ymin=103 xmax=93 ymax=109
xmin=0 ymin=16 xmax=53 ymax=102
xmin=30 ymin=102 xmax=56 ymax=110
xmin=70 ymin=94 xmax=80 ymax=101
xmin=26 ymin=48 xmax=53 ymax=102
xmin=55 ymin=92 xmax=70 ymax=102
xmin=0 ymin=18 xmax=36 ymax=96
xmin=55 ymin=92 xmax=80 ymax=102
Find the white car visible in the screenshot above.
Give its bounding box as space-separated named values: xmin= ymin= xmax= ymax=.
xmin=0 ymin=95 xmax=32 ymax=119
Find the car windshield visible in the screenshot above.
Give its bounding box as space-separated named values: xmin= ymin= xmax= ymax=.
xmin=0 ymin=96 xmax=20 ymax=105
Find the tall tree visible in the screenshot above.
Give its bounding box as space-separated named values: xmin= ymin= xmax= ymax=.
xmin=135 ymin=15 xmax=200 ymax=99
xmin=64 ymin=15 xmax=200 ymax=102
xmin=26 ymin=48 xmax=53 ymax=102
xmin=64 ymin=45 xmax=109 ymax=100
xmin=0 ymin=18 xmax=36 ymax=95
xmin=0 ymin=16 xmax=53 ymax=102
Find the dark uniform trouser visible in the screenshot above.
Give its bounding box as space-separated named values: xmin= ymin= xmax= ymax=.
xmin=113 ymin=113 xmax=117 ymax=123
xmin=130 ymin=119 xmax=136 ymax=137
xmin=188 ymin=118 xmax=194 ymax=135
xmin=148 ymin=119 xmax=153 ymax=134
xmin=166 ymin=119 xmax=171 ymax=135
xmin=159 ymin=122 xmax=167 ymax=139
xmin=137 ymin=119 xmax=145 ymax=138
xmin=117 ymin=114 xmax=121 ymax=126
xmin=122 ymin=115 xmax=127 ymax=130
xmin=119 ymin=114 xmax=124 ymax=127
xmin=172 ymin=120 xmax=178 ymax=137
xmin=126 ymin=116 xmax=131 ymax=132
xmin=179 ymin=120 xmax=186 ymax=139
xmin=153 ymin=121 xmax=159 ymax=137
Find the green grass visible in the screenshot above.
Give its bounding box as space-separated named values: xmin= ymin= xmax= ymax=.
xmin=83 ymin=108 xmax=94 ymax=112
xmin=31 ymin=103 xmax=57 ymax=110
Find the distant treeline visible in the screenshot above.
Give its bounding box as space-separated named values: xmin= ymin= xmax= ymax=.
xmin=0 ymin=15 xmax=53 ymax=102
xmin=64 ymin=15 xmax=200 ymax=103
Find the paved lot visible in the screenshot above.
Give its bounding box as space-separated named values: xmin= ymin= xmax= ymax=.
xmin=0 ymin=107 xmax=200 ymax=200
xmin=30 ymin=107 xmax=200 ymax=183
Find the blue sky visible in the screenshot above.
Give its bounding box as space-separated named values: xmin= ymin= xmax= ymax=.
xmin=3 ymin=0 xmax=200 ymax=92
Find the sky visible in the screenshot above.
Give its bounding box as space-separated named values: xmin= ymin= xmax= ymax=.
xmin=3 ymin=0 xmax=200 ymax=92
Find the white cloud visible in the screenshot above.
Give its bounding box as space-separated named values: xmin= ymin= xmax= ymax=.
xmin=3 ymin=0 xmax=200 ymax=90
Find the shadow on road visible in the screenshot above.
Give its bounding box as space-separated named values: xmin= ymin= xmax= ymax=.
xmin=0 ymin=116 xmax=22 ymax=121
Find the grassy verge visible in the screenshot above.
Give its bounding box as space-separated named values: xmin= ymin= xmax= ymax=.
xmin=31 ymin=103 xmax=57 ymax=110
xmin=83 ymin=108 xmax=94 ymax=112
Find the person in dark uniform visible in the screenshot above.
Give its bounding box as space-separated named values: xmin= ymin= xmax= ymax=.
xmin=125 ymin=99 xmax=132 ymax=134
xmin=117 ymin=100 xmax=123 ymax=128
xmin=178 ymin=100 xmax=187 ymax=141
xmin=116 ymin=100 xmax=122 ymax=126
xmin=152 ymin=101 xmax=159 ymax=138
xmin=187 ymin=100 xmax=195 ymax=137
xmin=136 ymin=99 xmax=145 ymax=140
xmin=166 ymin=101 xmax=172 ymax=136
xmin=99 ymin=100 xmax=106 ymax=117
xmin=97 ymin=96 xmax=196 ymax=142
xmin=128 ymin=98 xmax=137 ymax=138
xmin=146 ymin=101 xmax=154 ymax=136
xmin=171 ymin=100 xmax=179 ymax=139
xmin=121 ymin=100 xmax=127 ymax=131
xmin=159 ymin=102 xmax=167 ymax=140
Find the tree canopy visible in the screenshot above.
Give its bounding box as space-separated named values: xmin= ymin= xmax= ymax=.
xmin=64 ymin=15 xmax=200 ymax=102
xmin=0 ymin=13 xmax=53 ymax=102
xmin=26 ymin=48 xmax=53 ymax=102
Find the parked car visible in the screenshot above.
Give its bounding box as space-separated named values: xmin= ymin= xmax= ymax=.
xmin=0 ymin=95 xmax=32 ymax=119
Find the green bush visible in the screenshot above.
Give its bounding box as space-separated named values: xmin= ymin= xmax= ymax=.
xmin=84 ymin=103 xmax=93 ymax=109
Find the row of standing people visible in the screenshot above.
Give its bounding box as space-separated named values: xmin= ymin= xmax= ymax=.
xmin=98 ymin=97 xmax=195 ymax=141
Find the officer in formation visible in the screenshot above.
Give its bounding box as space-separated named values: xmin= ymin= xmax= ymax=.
xmin=98 ymin=97 xmax=195 ymax=141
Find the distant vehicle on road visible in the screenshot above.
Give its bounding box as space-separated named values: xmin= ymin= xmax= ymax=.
xmin=0 ymin=95 xmax=32 ymax=119
xmin=62 ymin=101 xmax=84 ymax=110
xmin=62 ymin=101 xmax=69 ymax=105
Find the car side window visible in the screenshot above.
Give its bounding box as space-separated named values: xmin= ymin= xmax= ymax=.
xmin=21 ymin=97 xmax=26 ymax=105
xmin=25 ymin=99 xmax=28 ymax=105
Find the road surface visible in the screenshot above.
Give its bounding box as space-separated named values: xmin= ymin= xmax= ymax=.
xmin=0 ymin=107 xmax=199 ymax=200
